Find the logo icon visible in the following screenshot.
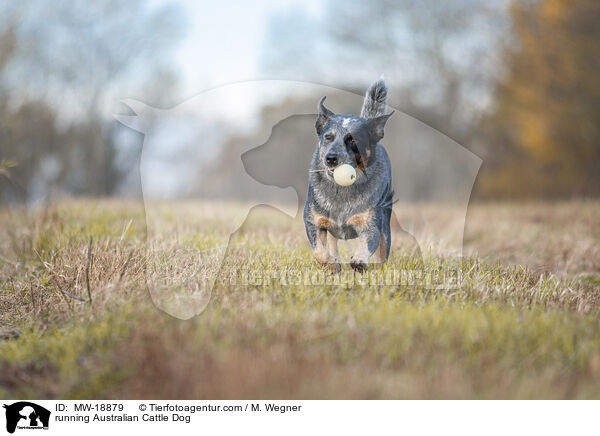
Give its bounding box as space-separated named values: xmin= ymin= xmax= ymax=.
xmin=3 ymin=402 xmax=50 ymax=434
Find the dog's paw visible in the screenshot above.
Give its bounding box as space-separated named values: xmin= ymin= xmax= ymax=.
xmin=350 ymin=257 xmax=368 ymax=273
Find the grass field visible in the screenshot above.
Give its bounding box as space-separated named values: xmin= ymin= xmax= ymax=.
xmin=1 ymin=199 xmax=599 ymax=399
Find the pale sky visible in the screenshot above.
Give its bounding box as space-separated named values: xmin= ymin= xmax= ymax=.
xmin=168 ymin=0 xmax=322 ymax=94
xmin=139 ymin=0 xmax=324 ymax=124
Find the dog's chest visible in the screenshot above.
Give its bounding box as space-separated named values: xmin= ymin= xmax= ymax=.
xmin=315 ymin=204 xmax=372 ymax=240
xmin=328 ymin=220 xmax=360 ymax=240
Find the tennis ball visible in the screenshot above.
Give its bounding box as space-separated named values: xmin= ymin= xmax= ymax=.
xmin=333 ymin=164 xmax=357 ymax=186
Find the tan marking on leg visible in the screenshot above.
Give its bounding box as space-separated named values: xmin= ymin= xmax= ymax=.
xmin=326 ymin=232 xmax=341 ymax=272
xmin=327 ymin=232 xmax=339 ymax=261
xmin=313 ymin=228 xmax=330 ymax=264
xmin=345 ymin=209 xmax=374 ymax=230
xmin=374 ymin=231 xmax=388 ymax=263
xmin=312 ymin=207 xmax=334 ymax=228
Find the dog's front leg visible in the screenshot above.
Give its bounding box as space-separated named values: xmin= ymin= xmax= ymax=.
xmin=306 ymin=222 xmax=340 ymax=273
xmin=313 ymin=228 xmax=330 ymax=264
xmin=315 ymin=229 xmax=341 ymax=272
xmin=350 ymin=230 xmax=381 ymax=272
xmin=348 ymin=209 xmax=381 ymax=273
xmin=306 ymin=219 xmax=330 ymax=263
xmin=326 ymin=232 xmax=341 ymax=273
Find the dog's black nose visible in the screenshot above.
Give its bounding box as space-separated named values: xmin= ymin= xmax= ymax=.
xmin=325 ymin=153 xmax=338 ymax=167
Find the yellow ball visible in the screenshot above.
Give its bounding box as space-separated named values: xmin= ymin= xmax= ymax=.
xmin=333 ymin=164 xmax=357 ymax=186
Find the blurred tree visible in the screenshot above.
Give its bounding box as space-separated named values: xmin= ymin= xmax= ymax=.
xmin=0 ymin=0 xmax=184 ymax=203
xmin=0 ymin=100 xmax=64 ymax=203
xmin=262 ymin=0 xmax=507 ymax=144
xmin=479 ymin=0 xmax=600 ymax=198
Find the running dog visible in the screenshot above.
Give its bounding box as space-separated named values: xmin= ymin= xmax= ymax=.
xmin=304 ymin=78 xmax=394 ymax=272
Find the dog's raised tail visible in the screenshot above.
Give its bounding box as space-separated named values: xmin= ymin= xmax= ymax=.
xmin=360 ymin=77 xmax=388 ymax=118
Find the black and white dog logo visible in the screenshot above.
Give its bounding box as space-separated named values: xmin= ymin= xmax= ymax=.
xmin=3 ymin=402 xmax=50 ymax=433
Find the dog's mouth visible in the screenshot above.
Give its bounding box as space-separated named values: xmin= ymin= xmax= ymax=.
xmin=311 ymin=163 xmax=360 ymax=181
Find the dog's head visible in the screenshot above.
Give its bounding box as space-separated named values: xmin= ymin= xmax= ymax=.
xmin=314 ymin=96 xmax=393 ymax=182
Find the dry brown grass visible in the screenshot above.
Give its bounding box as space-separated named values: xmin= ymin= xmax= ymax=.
xmin=0 ymin=199 xmax=599 ymax=399
xmin=464 ymin=200 xmax=600 ymax=275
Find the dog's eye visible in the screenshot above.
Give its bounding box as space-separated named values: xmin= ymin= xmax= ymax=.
xmin=344 ymin=134 xmax=359 ymax=152
xmin=324 ymin=133 xmax=334 ymax=141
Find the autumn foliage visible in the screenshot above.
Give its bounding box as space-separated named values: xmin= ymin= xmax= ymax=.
xmin=479 ymin=0 xmax=600 ymax=198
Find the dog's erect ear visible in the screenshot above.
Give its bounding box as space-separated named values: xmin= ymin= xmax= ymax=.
xmin=367 ymin=110 xmax=394 ymax=143
xmin=316 ymin=96 xmax=334 ymax=135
